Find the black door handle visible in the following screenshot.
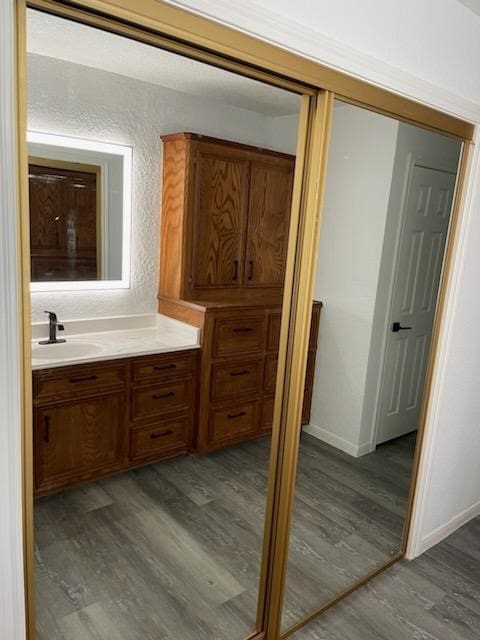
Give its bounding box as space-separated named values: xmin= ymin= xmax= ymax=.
xmin=392 ymin=322 xmax=412 ymax=332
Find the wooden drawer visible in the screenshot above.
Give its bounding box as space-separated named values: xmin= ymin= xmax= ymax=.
xmin=264 ymin=354 xmax=278 ymax=394
xmin=209 ymin=400 xmax=260 ymax=444
xmin=267 ymin=311 xmax=282 ymax=352
xmin=130 ymin=418 xmax=190 ymax=461
xmin=34 ymin=363 xmax=127 ymax=405
xmin=212 ymin=315 xmax=267 ymax=357
xmin=262 ymin=395 xmax=275 ymax=431
xmin=211 ymin=359 xmax=263 ymax=402
xmin=132 ymin=379 xmax=193 ymax=421
xmin=133 ymin=350 xmax=197 ymax=383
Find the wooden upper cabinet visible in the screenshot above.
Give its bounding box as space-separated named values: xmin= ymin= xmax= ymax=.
xmin=159 ymin=133 xmax=295 ymax=304
xmin=245 ymin=158 xmax=294 ymax=288
xmin=191 ymin=143 xmax=250 ymax=289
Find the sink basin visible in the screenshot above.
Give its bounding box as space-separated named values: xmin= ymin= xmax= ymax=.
xmin=32 ymin=341 xmax=104 ymax=361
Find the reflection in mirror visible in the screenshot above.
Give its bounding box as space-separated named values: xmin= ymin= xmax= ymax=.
xmin=282 ymin=100 xmax=461 ymax=631
xmin=27 ymin=7 xmax=302 ymax=640
xmin=28 ymin=131 xmax=131 ymax=285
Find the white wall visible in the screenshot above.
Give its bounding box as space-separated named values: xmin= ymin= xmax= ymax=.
xmin=168 ymin=0 xmax=480 ymax=121
xmin=27 ymin=53 xmax=297 ymax=322
xmin=3 ymin=1 xmax=480 ymax=637
xmin=305 ymin=103 xmax=399 ymax=456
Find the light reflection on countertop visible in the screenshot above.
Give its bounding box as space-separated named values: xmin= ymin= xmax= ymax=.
xmin=31 ymin=313 xmax=200 ymax=370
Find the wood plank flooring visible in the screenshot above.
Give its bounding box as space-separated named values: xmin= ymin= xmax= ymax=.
xmin=292 ymin=515 xmax=480 ymax=640
xmin=282 ymin=431 xmax=416 ymax=629
xmin=35 ymin=432 xmax=415 ymax=640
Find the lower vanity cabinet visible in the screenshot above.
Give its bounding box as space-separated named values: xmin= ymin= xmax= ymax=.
xmin=34 ymin=391 xmax=129 ymax=494
xmin=129 ymin=350 xmax=197 ymax=465
xmin=33 ymin=349 xmax=198 ymax=496
xmin=157 ymin=299 xmax=322 ymax=454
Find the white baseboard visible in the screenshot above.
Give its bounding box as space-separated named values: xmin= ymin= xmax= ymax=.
xmin=409 ymin=500 xmax=480 ymax=558
xmin=303 ymin=423 xmax=372 ymax=458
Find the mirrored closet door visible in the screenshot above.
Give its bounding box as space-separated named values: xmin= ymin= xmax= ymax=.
xmin=281 ymin=99 xmax=462 ymax=633
xmin=27 ymin=7 xmax=307 ymax=640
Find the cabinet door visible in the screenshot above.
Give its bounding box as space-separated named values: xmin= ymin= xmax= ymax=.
xmin=244 ymin=158 xmax=294 ymax=287
xmin=191 ymin=146 xmax=250 ymax=289
xmin=34 ymin=392 xmax=127 ymax=493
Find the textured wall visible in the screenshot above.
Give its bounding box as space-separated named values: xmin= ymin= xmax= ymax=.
xmin=28 ymin=54 xmax=297 ymax=322
xmin=308 ymin=104 xmax=399 ymax=456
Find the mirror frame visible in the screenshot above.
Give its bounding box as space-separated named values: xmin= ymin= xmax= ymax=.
xmin=27 ymin=130 xmax=132 ymax=291
xmin=14 ymin=2 xmax=474 ymax=640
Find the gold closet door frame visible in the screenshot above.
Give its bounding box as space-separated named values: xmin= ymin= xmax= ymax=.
xmin=15 ymin=2 xmax=474 ymax=640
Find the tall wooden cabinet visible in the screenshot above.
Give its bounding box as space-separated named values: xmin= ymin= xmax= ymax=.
xmin=158 ymin=132 xmax=321 ymax=455
xmin=159 ymin=133 xmax=294 ymax=303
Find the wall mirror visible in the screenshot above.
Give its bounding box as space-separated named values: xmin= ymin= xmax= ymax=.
xmin=28 ymin=127 xmax=132 ymax=290
xmin=281 ymin=99 xmax=462 ymax=633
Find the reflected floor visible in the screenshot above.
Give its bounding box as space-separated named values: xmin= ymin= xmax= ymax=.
xmin=35 ymin=432 xmax=415 ymax=640
xmin=35 ymin=439 xmax=271 ymax=640
xmin=282 ymin=431 xmax=416 ymax=630
xmin=292 ymin=515 xmax=480 ymax=640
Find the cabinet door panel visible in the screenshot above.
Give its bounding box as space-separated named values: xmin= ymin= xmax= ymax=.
xmin=35 ymin=392 xmax=127 ymax=491
xmin=192 ymin=149 xmax=249 ymax=288
xmin=245 ymin=160 xmax=294 ymax=287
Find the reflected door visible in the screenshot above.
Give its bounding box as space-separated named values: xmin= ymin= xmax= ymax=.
xmin=376 ymin=165 xmax=456 ymax=444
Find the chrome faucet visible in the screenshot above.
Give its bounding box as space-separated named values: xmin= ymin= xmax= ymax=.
xmin=39 ymin=311 xmax=66 ymax=345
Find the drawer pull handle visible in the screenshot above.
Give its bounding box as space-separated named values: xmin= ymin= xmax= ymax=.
xmin=230 ymin=370 xmax=249 ymax=377
xmin=233 ymin=259 xmax=239 ymax=282
xmin=152 ymin=392 xmax=175 ymax=400
xmin=233 ymin=327 xmax=253 ymax=333
xmin=227 ymin=411 xmax=246 ymax=419
xmin=153 ymin=364 xmax=177 ymax=371
xmin=248 ymin=260 xmax=254 ymax=281
xmin=69 ymin=374 xmax=98 ymax=384
xmin=44 ymin=415 xmax=50 ymax=443
xmin=150 ymin=429 xmax=173 ymax=439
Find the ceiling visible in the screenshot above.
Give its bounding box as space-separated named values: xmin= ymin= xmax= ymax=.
xmin=27 ymin=9 xmax=300 ymax=118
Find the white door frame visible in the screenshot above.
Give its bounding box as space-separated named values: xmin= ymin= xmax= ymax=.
xmin=0 ymin=1 xmax=27 ymax=639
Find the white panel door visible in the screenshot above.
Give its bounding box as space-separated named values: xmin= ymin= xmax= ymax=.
xmin=376 ymin=165 xmax=456 ymax=445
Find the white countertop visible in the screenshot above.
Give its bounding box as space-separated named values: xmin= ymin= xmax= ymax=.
xmin=31 ymin=314 xmax=200 ymax=370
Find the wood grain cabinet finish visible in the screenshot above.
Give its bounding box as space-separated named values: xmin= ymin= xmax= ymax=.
xmin=159 ymin=133 xmax=295 ymax=304
xmin=155 ymin=134 xmax=320 ymax=455
xmin=34 ymin=392 xmax=128 ymax=494
xmin=29 ymin=163 xmax=99 ymax=282
xmin=33 ymin=349 xmax=198 ymax=495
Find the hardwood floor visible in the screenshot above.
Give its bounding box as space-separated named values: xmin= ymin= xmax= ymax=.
xmin=35 ymin=432 xmax=415 ymax=639
xmin=282 ymin=431 xmax=416 ymax=629
xmin=292 ymin=515 xmax=480 ymax=640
